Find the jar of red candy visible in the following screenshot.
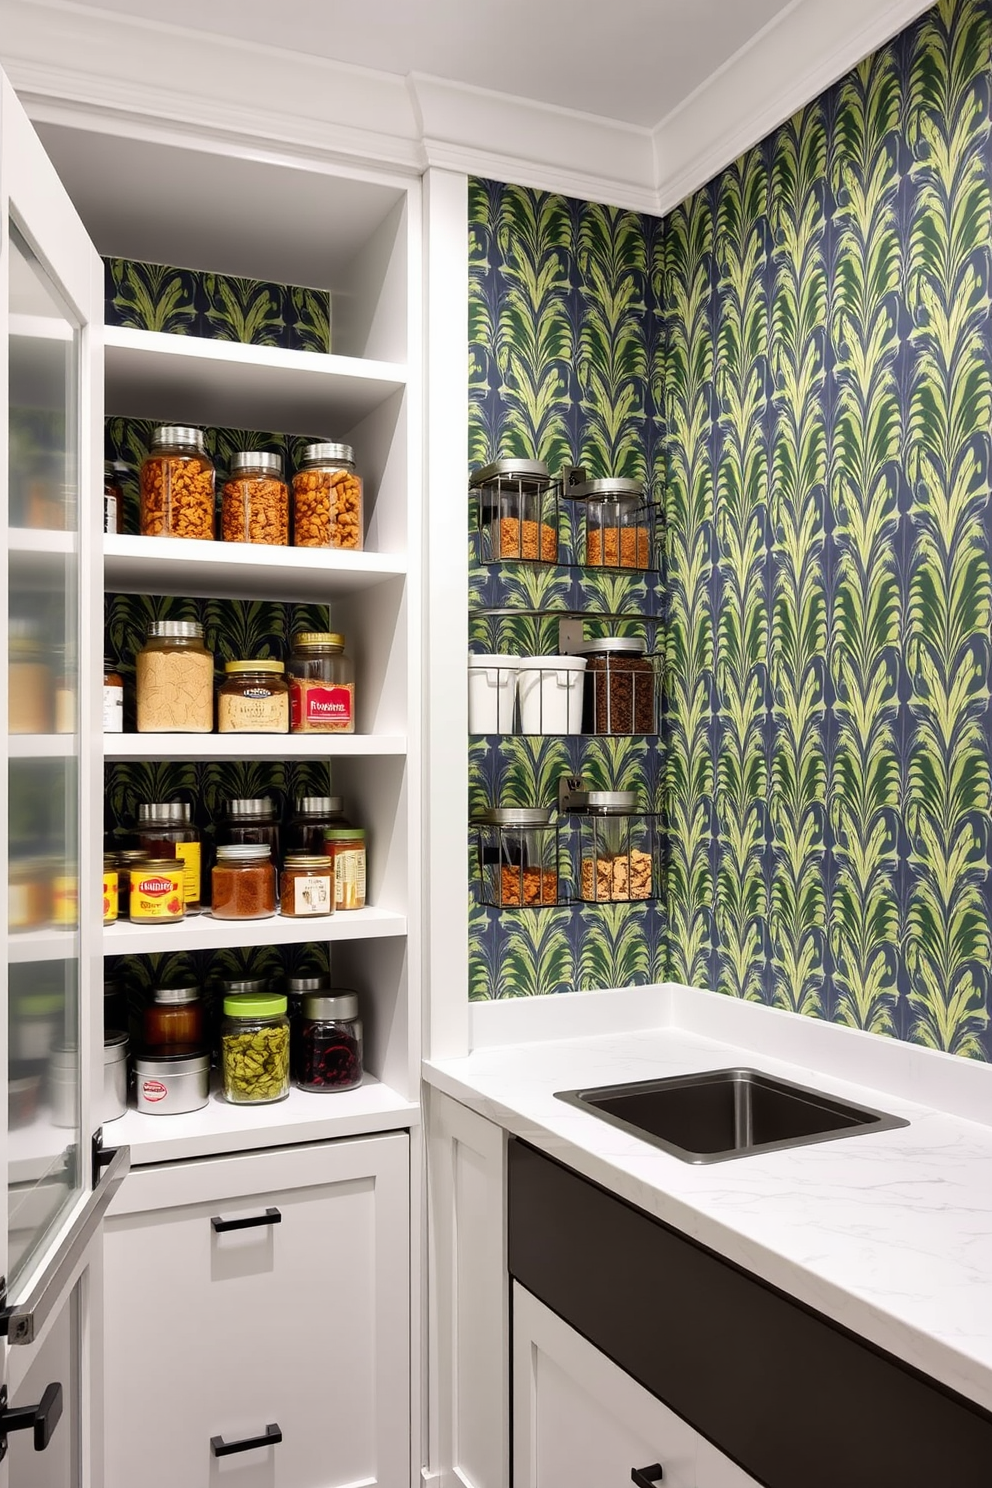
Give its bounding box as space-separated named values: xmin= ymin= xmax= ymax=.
xmin=296 ymin=991 xmax=363 ymax=1093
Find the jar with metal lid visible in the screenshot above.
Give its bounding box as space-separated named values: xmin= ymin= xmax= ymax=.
xmin=136 ymin=620 xmax=214 ymax=733
xmin=143 ymin=984 xmax=205 ymax=1050
xmin=280 ymin=854 xmax=335 ymax=918
xmin=140 ymin=425 xmax=215 ymax=539
xmin=104 ymin=661 xmax=124 ymax=732
xmin=288 ymin=632 xmax=354 ymax=734
xmin=129 ymin=856 xmax=185 ymax=923
xmin=292 ymin=441 xmax=363 ymax=550
xmin=297 ymin=991 xmax=363 ymax=1093
xmin=211 ymin=843 xmax=276 ymax=920
xmin=114 ymin=848 xmax=146 ymax=919
xmin=221 ymin=993 xmax=290 ymax=1105
xmin=472 ymin=807 xmax=559 ymax=907
xmin=470 ymin=458 xmax=558 ymax=562
xmin=9 ymin=858 xmax=50 ymax=931
xmin=217 ymin=660 xmax=289 ymax=734
xmin=103 ymin=855 xmax=118 ymax=925
xmin=579 ymin=637 xmax=656 ymax=734
xmin=220 ymin=976 xmax=271 ymax=998
xmin=217 ymin=797 xmax=280 ymax=866
xmin=567 ymin=477 xmax=651 ymax=570
xmin=104 ymin=459 xmax=126 ymax=535
xmin=222 ymin=450 xmax=289 ymax=545
xmin=137 ymin=801 xmax=201 ymax=910
xmin=54 ymin=644 xmax=76 ymax=735
xmin=287 ymin=795 xmax=349 ymax=855
xmin=568 ymin=789 xmax=655 ymax=903
xmin=323 ymin=827 xmax=366 ymax=909
xmin=134 ymin=1048 xmax=210 ymax=1115
xmin=9 ymin=618 xmax=52 ymax=734
xmin=11 ymin=989 xmax=63 ymax=1064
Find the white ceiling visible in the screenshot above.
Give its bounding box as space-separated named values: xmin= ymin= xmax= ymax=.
xmin=68 ymin=0 xmax=795 ymax=129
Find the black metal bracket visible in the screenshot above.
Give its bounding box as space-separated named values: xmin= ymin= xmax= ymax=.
xmin=631 ymin=1466 xmax=664 ymax=1486
xmin=0 ymin=1382 xmax=64 ymax=1461
xmin=211 ymin=1423 xmax=282 ymax=1457
xmin=91 ymin=1128 xmax=117 ymax=1190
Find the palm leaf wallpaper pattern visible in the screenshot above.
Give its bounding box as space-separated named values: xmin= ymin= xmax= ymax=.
xmin=469 ymin=0 xmax=992 ymax=1060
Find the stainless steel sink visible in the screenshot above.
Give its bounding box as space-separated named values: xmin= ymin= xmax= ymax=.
xmin=554 ymin=1067 xmax=908 ymax=1163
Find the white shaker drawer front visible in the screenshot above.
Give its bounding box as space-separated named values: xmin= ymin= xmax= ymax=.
xmin=103 ymin=1133 xmax=409 ymax=1488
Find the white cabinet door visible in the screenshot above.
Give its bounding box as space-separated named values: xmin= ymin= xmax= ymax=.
xmin=103 ymin=1134 xmax=409 ymax=1488
xmin=513 ymin=1284 xmax=696 ymax=1488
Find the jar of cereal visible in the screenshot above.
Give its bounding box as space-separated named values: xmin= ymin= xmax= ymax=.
xmin=292 ymin=442 xmax=363 ymax=550
xmin=140 ymin=426 xmax=215 ymax=540
xmin=221 ymin=450 xmax=289 ymax=545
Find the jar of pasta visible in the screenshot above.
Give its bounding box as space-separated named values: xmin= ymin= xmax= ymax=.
xmin=221 ymin=450 xmax=289 ymax=545
xmin=217 ymin=661 xmax=289 ymax=733
xmin=140 ymin=426 xmax=215 ymax=540
xmin=136 ymin=620 xmax=214 ymax=733
xmin=292 ymin=442 xmax=363 ymax=550
xmin=288 ymin=632 xmax=354 ymax=733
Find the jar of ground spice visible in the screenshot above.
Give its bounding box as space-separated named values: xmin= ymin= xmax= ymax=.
xmin=288 ymin=632 xmax=354 ymax=734
xmin=470 ymin=458 xmax=558 ymax=563
xmin=297 ymin=991 xmax=363 ymax=1093
xmin=217 ymin=661 xmax=289 ymax=734
xmin=579 ymin=637 xmax=656 ymax=734
xmin=221 ymin=450 xmax=289 ymax=545
xmin=140 ymin=426 xmax=215 ymax=540
xmin=136 ymin=620 xmax=214 ymax=733
xmin=280 ymin=854 xmax=335 ymax=918
xmin=292 ymin=442 xmax=363 ymax=550
xmin=211 ymin=843 xmax=276 ymax=920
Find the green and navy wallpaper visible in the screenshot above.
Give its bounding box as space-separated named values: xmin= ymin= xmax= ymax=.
xmin=470 ymin=0 xmax=992 ymax=1062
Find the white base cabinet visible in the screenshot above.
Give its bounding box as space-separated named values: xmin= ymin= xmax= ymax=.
xmin=103 ymin=1132 xmax=410 ymax=1488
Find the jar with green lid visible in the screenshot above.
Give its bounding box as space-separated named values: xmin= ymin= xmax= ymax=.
xmin=136 ymin=620 xmax=214 ymax=733
xmin=292 ymin=441 xmax=362 ymax=550
xmin=288 ymin=632 xmax=354 ymax=734
xmin=220 ymin=994 xmax=290 ymax=1105
xmin=140 ymin=425 xmax=215 ymax=539
xmin=217 ymin=660 xmax=289 ymax=734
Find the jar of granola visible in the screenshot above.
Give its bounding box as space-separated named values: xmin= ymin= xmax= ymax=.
xmin=292 ymin=442 xmax=363 ymax=550
xmin=288 ymin=632 xmax=355 ymax=734
xmin=221 ymin=450 xmax=289 ymax=545
xmin=140 ymin=426 xmax=215 ymax=540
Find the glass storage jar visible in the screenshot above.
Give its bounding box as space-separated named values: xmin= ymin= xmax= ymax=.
xmin=286 ymin=795 xmax=349 ymax=855
xmin=54 ymin=644 xmax=76 ymax=734
xmin=280 ymin=855 xmax=335 ymax=918
xmin=128 ymin=856 xmax=185 ymax=923
xmin=221 ymin=450 xmax=289 ymax=545
xmin=137 ymin=801 xmax=201 ymax=910
xmin=323 ymin=827 xmax=366 ymax=910
xmin=569 ymin=790 xmax=655 ymax=903
xmin=114 ymin=848 xmax=146 ymax=919
xmin=221 ymin=993 xmax=290 ymax=1105
xmin=136 ymin=620 xmax=214 ymax=734
xmin=143 ymin=983 xmax=205 ymax=1050
xmin=104 ymin=460 xmax=125 ymax=535
xmin=9 ymin=619 xmax=52 ymax=734
xmin=473 ymin=808 xmax=559 ymax=907
xmin=568 ymin=477 xmax=650 ymax=569
xmin=140 ymin=425 xmax=215 ymax=539
xmin=217 ymin=797 xmax=280 ymax=866
xmin=288 ymin=632 xmax=354 ymax=734
xmin=217 ymin=660 xmax=289 ymax=734
xmin=9 ymin=858 xmax=50 ymax=931
xmin=292 ymin=441 xmax=363 ymax=550
xmin=297 ymin=991 xmax=363 ymax=1092
xmin=211 ymin=843 xmax=276 ymax=920
xmin=103 ymin=856 xmax=118 ymax=925
xmin=103 ymin=661 xmax=124 ymax=732
xmin=579 ymin=637 xmax=656 ymax=734
xmin=469 ymin=458 xmax=557 ymax=562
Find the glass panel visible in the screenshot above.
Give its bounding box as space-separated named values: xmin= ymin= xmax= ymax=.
xmin=7 ymin=221 xmax=83 ymax=1294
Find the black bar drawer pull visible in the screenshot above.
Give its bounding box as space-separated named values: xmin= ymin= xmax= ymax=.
xmin=211 ymin=1207 xmax=281 ymax=1234
xmin=631 ymin=1466 xmax=664 ymax=1486
xmin=211 ymin=1423 xmax=282 ymax=1457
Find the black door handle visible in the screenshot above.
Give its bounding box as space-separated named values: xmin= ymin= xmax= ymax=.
xmin=0 ymin=1381 xmax=63 ymax=1457
xmin=632 ymin=1466 xmax=664 ymax=1486
xmin=211 ymin=1207 xmax=281 ymax=1233
xmin=211 ymin=1423 xmax=282 ymax=1457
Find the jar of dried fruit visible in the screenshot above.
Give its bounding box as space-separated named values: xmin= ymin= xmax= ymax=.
xmin=292 ymin=442 xmax=363 ymax=550
xmin=568 ymin=477 xmax=650 ymax=569
xmin=136 ymin=620 xmax=214 ymax=733
xmin=470 ymin=458 xmax=557 ymax=562
xmin=220 ymin=993 xmax=290 ymax=1105
xmin=297 ymin=991 xmax=363 ymax=1093
xmin=140 ymin=426 xmax=215 ymax=540
xmin=472 ymin=807 xmax=559 ymax=907
xmin=288 ymin=632 xmax=355 ymax=734
xmin=221 ymin=450 xmax=289 ymax=545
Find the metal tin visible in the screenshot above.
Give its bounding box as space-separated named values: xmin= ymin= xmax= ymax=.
xmin=578 ymin=637 xmax=647 ymax=656
xmin=150 ymin=425 xmax=204 ymax=451
xmin=568 ymin=790 xmax=638 ymax=813
xmin=299 ymin=442 xmax=353 ymax=466
xmin=103 ymin=1030 xmax=129 ymax=1122
xmin=230 ymin=450 xmax=282 ymax=477
xmin=567 ymin=477 xmax=644 ymax=501
xmin=470 ymin=458 xmax=550 ymax=486
xmin=134 ymin=1049 xmax=210 ymax=1115
xmin=472 ymin=807 xmax=553 ymax=827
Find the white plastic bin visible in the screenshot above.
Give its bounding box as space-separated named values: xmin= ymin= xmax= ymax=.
xmin=469 ymin=654 xmax=519 ymax=733
xmin=516 ymin=655 xmax=587 ymax=734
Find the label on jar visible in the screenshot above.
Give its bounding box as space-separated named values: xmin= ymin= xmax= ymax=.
xmin=218 ymin=690 xmax=289 ymax=733
xmin=290 ymin=681 xmax=354 ymax=732
xmin=130 ymin=870 xmax=184 ymax=921
xmin=104 ymin=491 xmax=118 ymax=534
xmin=141 ymin=1079 xmax=168 ymax=1103
xmin=103 ymin=869 xmax=118 ymax=924
xmin=332 ymin=846 xmax=366 ymax=910
xmin=52 ymin=875 xmax=79 ymax=926
xmin=103 ymin=683 xmax=124 ymax=732
xmin=173 ymin=843 xmax=201 ymax=905
xmin=293 ymin=874 xmax=332 ymax=916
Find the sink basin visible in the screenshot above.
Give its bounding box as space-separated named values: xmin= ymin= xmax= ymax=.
xmin=554 ymin=1068 xmax=908 ymax=1163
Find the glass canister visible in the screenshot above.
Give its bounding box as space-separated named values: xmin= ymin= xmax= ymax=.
xmin=473 ymin=808 xmax=559 ymax=907
xmin=137 ymin=801 xmax=201 ymax=910
xmin=211 ymin=843 xmax=277 ymax=920
xmin=217 ymin=660 xmax=289 ymax=734
xmin=104 ymin=460 xmax=125 ymax=535
xmin=217 ymin=797 xmax=280 ymax=866
xmin=9 ymin=618 xmax=52 ymax=734
xmin=288 ymin=632 xmax=355 ymax=734
xmin=140 ymin=425 xmax=215 ymax=539
xmin=323 ymin=827 xmax=366 ymax=910
xmin=221 ymin=450 xmax=289 ymax=545
xmin=568 ymin=477 xmax=650 ymax=569
xmin=286 ymin=795 xmax=349 ymax=855
xmin=221 ymin=993 xmax=290 ymax=1105
xmin=470 ymin=458 xmax=557 ymax=562
xmin=114 ymin=848 xmax=147 ymax=919
xmin=579 ymin=637 xmax=656 ymax=734
xmin=280 ymin=855 xmax=335 ymax=918
xmin=104 ymin=660 xmax=124 ymax=732
xmin=129 ymin=857 xmax=185 ymax=923
xmin=569 ymin=790 xmax=655 ymax=903
xmin=297 ymin=991 xmax=363 ymax=1093
xmin=136 ymin=620 xmax=214 ymax=733
xmin=292 ymin=441 xmax=363 ymax=550
xmin=143 ymin=984 xmax=206 ymax=1050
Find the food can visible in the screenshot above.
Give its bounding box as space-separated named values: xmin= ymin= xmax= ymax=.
xmin=103 ymin=1031 xmax=129 ymax=1122
xmin=134 ymin=1049 xmax=210 ymax=1115
xmin=129 ymin=858 xmax=185 ymax=923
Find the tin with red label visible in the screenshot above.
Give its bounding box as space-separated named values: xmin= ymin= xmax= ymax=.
xmin=288 ymin=631 xmax=355 ymax=734
xmin=134 ymin=1049 xmax=209 ymax=1114
xmin=128 ymin=857 xmax=185 ymax=923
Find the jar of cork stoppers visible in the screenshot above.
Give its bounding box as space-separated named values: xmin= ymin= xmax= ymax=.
xmin=292 ymin=442 xmax=363 ymax=550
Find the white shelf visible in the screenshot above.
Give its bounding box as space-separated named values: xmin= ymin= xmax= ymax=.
xmin=104 ymin=732 xmax=406 ymax=761
xmin=104 ymin=532 xmax=405 ymax=602
xmin=10 ymin=734 xmax=75 ymax=759
xmin=8 ymin=928 xmax=77 ymax=964
xmin=9 ymin=527 xmax=76 ymax=556
xmin=104 ymin=326 xmax=407 ymax=434
xmin=104 ymin=904 xmax=406 ymax=956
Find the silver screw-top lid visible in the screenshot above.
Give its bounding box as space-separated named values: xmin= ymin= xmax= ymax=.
xmin=566 ymin=477 xmax=644 ymax=502
xmin=152 ymin=983 xmax=200 ymax=1003
xmin=146 ymin=620 xmax=204 ymax=640
xmin=301 ymin=991 xmax=359 ymax=1021
xmin=568 ymin=789 xmax=639 ymax=813
xmin=221 ymin=977 xmax=270 ymax=996
xmin=138 ymin=801 xmax=192 ymax=824
xmin=230 ymin=450 xmax=283 ymax=478
xmin=300 ymin=442 xmax=354 ymax=466
xmin=225 ymin=797 xmax=275 ymax=818
xmin=472 ymin=807 xmax=553 ymax=827
xmin=295 ymin=796 xmax=344 ymax=816
xmin=286 ymin=975 xmax=330 ymax=995
xmin=578 ymin=637 xmax=648 ymax=656
xmin=151 ymin=425 xmax=205 ymax=451
xmin=216 ymin=843 xmax=272 ymax=861
xmin=470 ymin=458 xmax=550 ymax=487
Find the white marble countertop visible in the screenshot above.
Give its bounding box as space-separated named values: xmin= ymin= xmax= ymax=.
xmin=425 ymin=1022 xmax=992 ymax=1414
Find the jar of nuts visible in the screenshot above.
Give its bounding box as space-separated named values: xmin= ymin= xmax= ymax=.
xmin=292 ymin=442 xmax=363 ymax=550
xmin=221 ymin=450 xmax=289 ymax=545
xmin=140 ymin=426 xmax=215 ymax=540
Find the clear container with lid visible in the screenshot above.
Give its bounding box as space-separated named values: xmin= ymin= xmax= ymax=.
xmin=104 ymin=660 xmax=124 ymax=732
xmin=289 ymin=632 xmax=355 ymax=734
xmin=297 ymin=991 xmax=363 ymax=1092
xmin=104 ymin=459 xmax=126 ymax=535
xmin=323 ymin=827 xmax=367 ymax=909
xmin=473 ymin=807 xmax=559 ymax=907
xmin=222 ymin=449 xmax=289 ymax=545
xmin=567 ymin=477 xmax=651 ymax=570
xmin=470 ymin=458 xmax=558 ymax=562
xmin=217 ymin=797 xmax=280 ymax=865
xmin=9 ymin=618 xmax=52 ymax=734
xmin=579 ymin=637 xmax=656 ymax=735
xmin=143 ymin=983 xmax=205 ymax=1050
xmin=567 ymin=789 xmax=657 ymax=904
xmin=136 ymin=620 xmax=214 ymax=733
xmin=211 ymin=843 xmax=276 ymax=920
xmin=221 ymin=993 xmax=290 ymax=1104
xmin=137 ymin=801 xmax=201 ymax=909
xmin=280 ymin=854 xmax=335 ymax=918
xmin=292 ymin=441 xmax=363 ymax=550
xmin=287 ymin=795 xmax=349 ymax=855
xmin=140 ymin=425 xmax=215 ymax=539
xmin=217 ymin=660 xmax=289 ymax=734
